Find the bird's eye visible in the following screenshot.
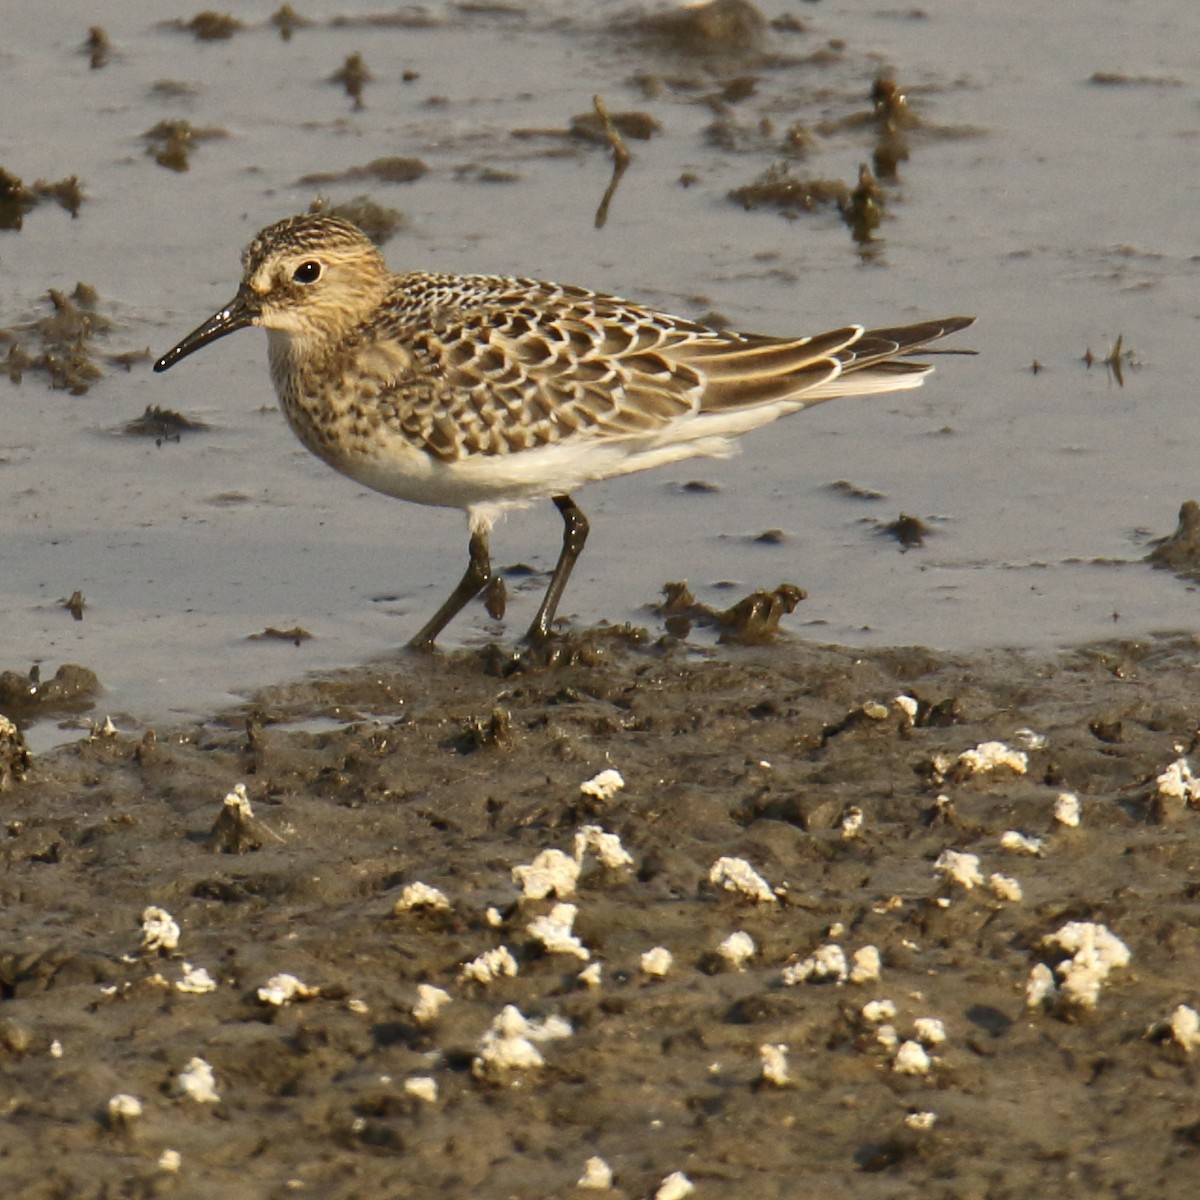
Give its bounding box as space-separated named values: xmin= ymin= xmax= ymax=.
xmin=292 ymin=261 xmax=322 ymax=284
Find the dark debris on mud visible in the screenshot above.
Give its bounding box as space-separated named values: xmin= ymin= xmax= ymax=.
xmin=295 ymin=155 xmax=428 ymax=188
xmin=0 ymin=663 xmax=100 ymax=723
xmin=141 ymin=119 xmax=229 ymax=173
xmin=0 ymin=166 xmax=84 ymax=229
xmin=160 ymin=12 xmax=246 ymax=42
xmin=1 ymin=283 xmax=145 ymax=395
xmin=122 ymin=405 xmax=209 ymax=442
xmin=1146 ymin=499 xmax=1200 ymax=580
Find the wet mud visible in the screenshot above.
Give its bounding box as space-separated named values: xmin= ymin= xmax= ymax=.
xmin=4 ymin=0 xmax=1200 ymax=1193
xmin=4 ymin=631 xmax=1200 ymax=1197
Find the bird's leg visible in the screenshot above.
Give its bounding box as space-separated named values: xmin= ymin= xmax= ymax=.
xmin=408 ymin=528 xmax=492 ymax=651
xmin=526 ymin=494 xmax=589 ymax=644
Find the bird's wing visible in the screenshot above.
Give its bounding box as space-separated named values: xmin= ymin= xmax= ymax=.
xmin=365 ymin=274 xmax=971 ymax=461
xmin=366 ymin=281 xmax=725 ymax=460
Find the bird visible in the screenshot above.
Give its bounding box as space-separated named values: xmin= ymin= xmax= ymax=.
xmin=154 ymin=213 xmax=972 ymax=650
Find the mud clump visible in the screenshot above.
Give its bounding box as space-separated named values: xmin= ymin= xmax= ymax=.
xmin=569 ymin=109 xmax=661 ymax=144
xmin=657 ymin=580 xmax=805 ymax=643
xmin=730 ymin=159 xmax=883 ymax=244
xmin=330 ymin=51 xmax=372 ymax=109
xmin=296 ymin=156 xmax=428 ymax=187
xmin=327 ymin=9 xmax=442 ymax=29
xmin=1146 ymin=500 xmax=1200 ymax=579
xmin=122 ymin=404 xmax=209 ymax=443
xmin=625 ymin=0 xmax=768 ymax=58
xmin=165 ymin=12 xmax=245 ymax=40
xmin=248 ymin=626 xmax=314 ymax=645
xmin=83 ymin=26 xmax=111 ymax=69
xmin=729 ymin=162 xmax=850 ymax=215
xmin=0 ymin=283 xmax=136 ymax=394
xmin=842 ymin=162 xmax=884 ymax=243
xmin=0 ymin=716 xmax=31 ymax=789
xmin=0 ymin=664 xmax=100 ymax=721
xmin=879 ymin=513 xmax=933 ymax=550
xmin=142 ymin=119 xmax=229 ymax=172
xmin=271 ymin=4 xmax=313 ymax=40
xmin=0 ymin=166 xmax=84 ymax=229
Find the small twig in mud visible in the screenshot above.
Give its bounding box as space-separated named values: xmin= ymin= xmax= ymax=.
xmin=1084 ymin=334 xmax=1138 ymax=387
xmin=592 ymin=94 xmax=632 ymax=229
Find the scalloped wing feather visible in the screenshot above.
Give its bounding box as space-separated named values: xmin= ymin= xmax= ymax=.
xmin=356 ymin=274 xmax=971 ymax=463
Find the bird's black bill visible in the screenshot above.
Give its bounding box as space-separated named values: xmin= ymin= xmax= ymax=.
xmin=153 ymin=291 xmax=258 ymax=372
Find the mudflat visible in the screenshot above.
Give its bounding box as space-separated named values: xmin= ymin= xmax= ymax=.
xmin=4 ymin=629 xmax=1200 ymax=1197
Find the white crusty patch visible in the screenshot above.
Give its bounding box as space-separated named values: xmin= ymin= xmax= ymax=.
xmin=471 ymin=1004 xmax=572 ymax=1079
xmin=174 ymin=1057 xmax=220 ymax=1104
xmin=849 ymin=945 xmax=882 ymax=984
xmin=1155 ymin=757 xmax=1200 ymax=804
xmin=578 ymin=962 xmax=603 ymax=988
xmin=107 ymin=1093 xmax=143 ymax=1125
xmin=579 ymin=768 xmax=625 ymax=802
xmin=574 ymin=825 xmax=634 ymax=870
xmin=640 ymin=946 xmax=674 ymax=978
xmin=404 ymin=1076 xmax=438 ymax=1103
xmin=1000 ymin=830 xmax=1043 ymax=856
xmin=957 ymin=740 xmax=1028 ymax=776
xmin=577 ymin=1156 xmax=614 ymax=1190
xmin=861 ymin=998 xmax=896 ymax=1024
xmin=459 ymin=945 xmax=519 ymax=985
xmin=176 ymin=963 xmax=217 ymax=994
xmin=759 ymin=1042 xmax=791 ymax=1087
xmin=257 ymin=973 xmax=319 ymax=1006
xmin=412 ymin=983 xmax=452 ymax=1025
xmin=1037 ymin=921 xmax=1131 ymax=1012
xmin=709 ymin=856 xmax=777 ymax=903
xmin=527 ymin=903 xmax=589 ymax=960
xmin=1166 ymin=1005 xmax=1200 ymax=1053
xmin=840 ymin=806 xmax=864 ymax=839
xmin=141 ymin=907 xmax=180 ymax=954
xmin=1054 ymin=792 xmax=1081 ymax=827
xmin=1025 ymin=963 xmax=1056 ymax=1010
xmin=654 ymin=1172 xmax=695 ymax=1200
xmin=717 ymin=931 xmax=756 ymax=970
xmin=934 ymin=849 xmax=983 ymax=890
xmin=512 ymin=848 xmax=580 ymax=900
xmin=988 ymin=873 xmax=1023 ymax=902
xmin=393 ymin=881 xmax=451 ymax=913
xmin=893 ymin=1040 xmax=932 ymax=1076
xmin=913 ymin=1017 xmax=947 ymax=1047
xmin=222 ymin=782 xmax=253 ymax=816
xmin=782 ymin=944 xmax=848 ymax=986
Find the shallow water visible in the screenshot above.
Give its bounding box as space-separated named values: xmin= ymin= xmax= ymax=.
xmin=3 ymin=0 xmax=1198 ymax=740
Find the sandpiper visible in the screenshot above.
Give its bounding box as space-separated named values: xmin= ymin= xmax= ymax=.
xmin=155 ymin=214 xmax=972 ymax=649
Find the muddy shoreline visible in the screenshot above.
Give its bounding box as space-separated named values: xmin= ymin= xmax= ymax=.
xmin=4 ymin=630 xmax=1200 ymax=1197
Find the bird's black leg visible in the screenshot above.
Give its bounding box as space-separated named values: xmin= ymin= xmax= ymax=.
xmin=408 ymin=528 xmax=492 ymax=651
xmin=527 ymin=494 xmax=589 ymax=644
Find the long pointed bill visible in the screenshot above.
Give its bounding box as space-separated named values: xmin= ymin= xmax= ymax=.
xmin=153 ymin=289 xmax=260 ymax=372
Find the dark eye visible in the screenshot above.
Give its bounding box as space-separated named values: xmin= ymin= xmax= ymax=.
xmin=292 ymin=260 xmax=322 ymax=284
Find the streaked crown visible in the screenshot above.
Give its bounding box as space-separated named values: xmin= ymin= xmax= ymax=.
xmin=241 ymin=214 xmax=391 ymax=343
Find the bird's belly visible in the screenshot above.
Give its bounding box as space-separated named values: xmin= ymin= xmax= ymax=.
xmin=278 ymin=391 xmax=751 ymax=513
